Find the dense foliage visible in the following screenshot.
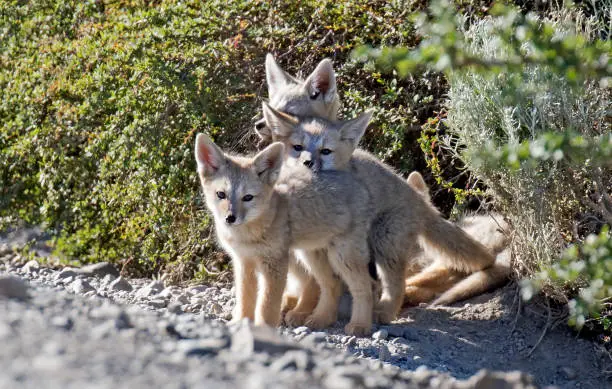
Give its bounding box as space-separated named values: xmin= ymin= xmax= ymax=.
xmin=1 ymin=0 xmax=448 ymax=280
xmin=357 ymin=0 xmax=611 ymax=329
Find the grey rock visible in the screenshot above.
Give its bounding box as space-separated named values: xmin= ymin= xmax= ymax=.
xmin=378 ymin=345 xmax=391 ymax=362
xmin=0 ymin=275 xmax=28 ymax=299
xmin=269 ymin=350 xmax=312 ymax=372
xmin=177 ymin=338 xmax=229 ymax=356
xmin=167 ymin=302 xmax=182 ymax=314
xmin=323 ymin=366 xmax=365 ymax=389
xmin=71 ymin=279 xmax=95 ymax=294
xmin=301 ymin=331 xmax=327 ymax=346
xmin=56 ymin=268 xmax=78 ymax=280
xmin=208 ymin=302 xmax=222 ymax=315
xmin=76 ymin=262 xmax=120 ymax=278
xmin=372 ymin=329 xmax=388 ymax=340
xmin=380 ymin=325 xmax=404 ymax=338
xmin=22 ymin=260 xmax=40 ymax=273
xmin=101 ymin=274 xmax=116 ymax=286
xmin=0 ymin=243 xmax=11 ymax=256
xmin=292 ymin=326 xmax=310 ymax=335
xmin=174 ymin=293 xmax=190 ymax=305
xmin=109 ymin=277 xmax=133 ymax=292
xmin=135 ymin=280 xmax=164 ymax=298
xmin=231 ymin=323 xmax=301 ymax=355
xmin=148 ymin=298 xmax=167 ymax=308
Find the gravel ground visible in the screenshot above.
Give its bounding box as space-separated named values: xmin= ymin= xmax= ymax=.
xmin=0 ymin=238 xmax=609 ymax=389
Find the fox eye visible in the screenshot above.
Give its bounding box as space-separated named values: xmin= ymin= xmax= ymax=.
xmin=310 ymin=90 xmax=320 ymax=100
xmin=242 ymin=194 xmax=253 ymax=202
xmin=320 ymin=148 xmax=333 ymax=155
xmin=216 ymin=191 xmax=226 ymax=199
xmin=293 ymin=145 xmax=304 ymax=152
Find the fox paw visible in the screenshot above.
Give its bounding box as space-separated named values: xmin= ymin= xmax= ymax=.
xmin=344 ymin=322 xmax=372 ymax=337
xmin=284 ymin=310 xmax=310 ymax=327
xmin=281 ymin=296 xmax=298 ymax=315
xmin=304 ymin=313 xmax=336 ymax=330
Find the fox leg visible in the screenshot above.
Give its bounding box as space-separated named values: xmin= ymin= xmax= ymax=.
xmin=231 ymin=259 xmax=257 ymax=322
xmin=328 ymin=239 xmax=373 ymax=336
xmin=254 ymin=257 xmax=288 ymax=327
xmin=293 ymin=249 xmax=342 ymax=329
xmin=282 ymin=253 xmax=320 ymax=317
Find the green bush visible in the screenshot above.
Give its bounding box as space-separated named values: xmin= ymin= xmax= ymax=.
xmin=356 ymin=0 xmax=611 ymax=328
xmin=1 ymin=0 xmax=449 ymax=280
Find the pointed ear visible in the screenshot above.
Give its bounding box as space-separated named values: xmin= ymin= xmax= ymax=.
xmin=304 ymin=58 xmax=336 ymax=102
xmin=339 ymin=110 xmax=372 ymax=148
xmin=252 ymin=142 xmax=285 ymax=185
xmin=195 ymin=133 xmax=225 ymax=177
xmin=261 ymin=102 xmax=299 ymax=139
xmin=407 ymin=171 xmax=430 ymax=199
xmin=265 ymin=54 xmax=300 ymax=98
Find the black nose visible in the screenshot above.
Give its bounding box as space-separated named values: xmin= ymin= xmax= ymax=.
xmin=226 ymin=214 xmax=236 ymax=224
xmin=303 ymin=160 xmax=314 ymax=168
xmin=255 ymin=119 xmax=266 ymax=130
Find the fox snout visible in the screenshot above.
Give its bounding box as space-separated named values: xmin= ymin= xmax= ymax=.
xmin=225 ymin=214 xmax=236 ymax=224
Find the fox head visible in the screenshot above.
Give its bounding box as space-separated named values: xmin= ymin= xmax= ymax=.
xmin=254 ymin=54 xmax=341 ymax=146
xmin=195 ymin=133 xmax=284 ymax=227
xmin=261 ymin=102 xmax=372 ymax=172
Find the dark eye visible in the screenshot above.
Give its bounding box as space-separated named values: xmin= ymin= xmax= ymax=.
xmin=216 ymin=191 xmax=226 ymax=199
xmin=320 ymin=148 xmax=333 ymax=155
xmin=310 ymin=90 xmax=320 ymax=100
xmin=242 ymin=194 xmax=253 ymax=202
xmin=293 ymin=145 xmax=303 ymax=152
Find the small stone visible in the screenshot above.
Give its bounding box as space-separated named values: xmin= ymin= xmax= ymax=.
xmin=0 ymin=244 xmax=11 ymax=256
xmin=22 ymin=260 xmax=40 ymax=273
xmin=269 ymin=350 xmax=312 ymax=372
xmin=323 ymin=366 xmax=364 ymax=389
xmin=148 ymin=299 xmax=167 ymax=308
xmin=167 ymin=302 xmax=182 ymax=314
xmin=372 ymin=329 xmax=388 ymax=340
xmin=109 ymin=277 xmax=133 ymax=292
xmin=174 ymin=294 xmax=190 ymax=305
xmin=135 ymin=280 xmax=164 ymax=298
xmin=70 ymin=279 xmax=95 ymax=294
xmin=76 ymin=262 xmax=120 ymax=278
xmin=231 ymin=322 xmax=301 ymax=355
xmin=378 ymin=345 xmax=391 ymax=362
xmin=380 ymin=325 xmax=404 ymax=338
xmin=0 ymin=275 xmax=29 ymax=300
xmin=158 ymin=287 xmax=174 ymax=298
xmin=413 ymin=355 xmax=422 ymax=361
xmin=208 ymin=302 xmax=222 ymax=315
xmin=292 ymin=326 xmax=310 ymax=335
xmin=466 ymin=370 xmax=537 ymax=389
xmin=561 ymin=366 xmax=577 ymax=380
xmin=177 ymin=338 xmax=229 ymax=356
xmin=56 ymin=268 xmax=78 ymax=279
xmin=50 ymin=316 xmax=73 ymax=330
xmin=346 ymin=336 xmax=357 ymax=346
xmin=301 ymin=331 xmax=327 ymax=346
xmin=101 ymin=274 xmax=116 ymax=286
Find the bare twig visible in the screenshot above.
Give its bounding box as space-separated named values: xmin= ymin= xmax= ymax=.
xmin=527 ymin=299 xmax=552 ymax=357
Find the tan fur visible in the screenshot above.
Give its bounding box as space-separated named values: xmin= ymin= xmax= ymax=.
xmin=403 ymin=171 xmax=512 ymax=306
xmin=262 ymin=105 xmax=496 ymax=324
xmin=195 ymin=133 xmax=375 ymax=335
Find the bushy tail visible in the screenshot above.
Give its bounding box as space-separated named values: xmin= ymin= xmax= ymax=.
xmin=421 ymin=214 xmax=496 ymax=273
xmin=431 ymin=250 xmax=511 ymax=305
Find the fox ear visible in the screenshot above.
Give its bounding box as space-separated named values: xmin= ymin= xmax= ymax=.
xmin=265 ymin=54 xmax=300 ymax=98
xmin=253 ymin=142 xmax=284 ymax=185
xmin=339 ymin=110 xmax=372 ymax=148
xmin=406 ymin=171 xmax=430 ymax=199
xmin=261 ymin=102 xmax=299 ymax=139
xmin=304 ymin=58 xmax=336 ymax=103
xmin=195 ymin=133 xmax=225 ymax=177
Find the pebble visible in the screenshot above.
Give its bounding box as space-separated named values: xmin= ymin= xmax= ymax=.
xmin=378 ymin=345 xmax=391 ymax=362
xmin=56 ymin=268 xmax=78 ymax=280
xmin=0 ymin=275 xmax=29 ymax=299
xmin=135 ymin=280 xmax=164 ymax=298
xmin=71 ymin=279 xmax=95 ymax=294
xmin=372 ymin=329 xmax=388 ymax=340
xmin=109 ymin=277 xmax=133 ymax=292
xmin=22 ymin=260 xmax=40 ymax=273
